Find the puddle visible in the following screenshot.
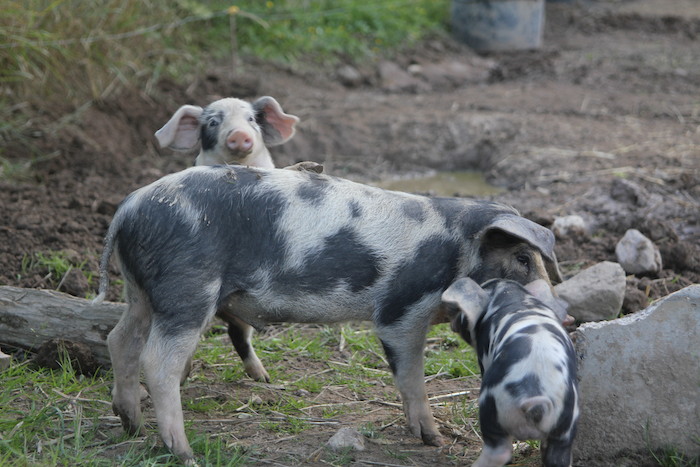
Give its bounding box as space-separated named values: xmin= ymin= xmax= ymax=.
xmin=373 ymin=171 xmax=502 ymax=197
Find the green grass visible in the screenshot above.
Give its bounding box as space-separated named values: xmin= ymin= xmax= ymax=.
xmin=19 ymin=249 xmax=95 ymax=295
xmin=1 ymin=0 xmax=449 ymax=175
xmin=1 ymin=317 xmax=481 ymax=465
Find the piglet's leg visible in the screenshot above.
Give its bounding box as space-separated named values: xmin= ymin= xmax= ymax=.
xmin=107 ymin=288 xmax=151 ymax=436
xmin=541 ymin=437 xmax=574 ymax=467
xmin=476 ymin=395 xmax=514 ymax=467
xmin=472 ymin=440 xmax=513 ymax=467
xmin=141 ymin=327 xmax=201 ymax=464
xmin=377 ymin=322 xmax=444 ymax=447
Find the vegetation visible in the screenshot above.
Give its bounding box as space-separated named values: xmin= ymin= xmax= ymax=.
xmin=0 ymin=323 xmax=480 ymax=465
xmin=0 ymin=0 xmax=449 ymax=167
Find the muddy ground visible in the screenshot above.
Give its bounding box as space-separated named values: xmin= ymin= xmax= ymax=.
xmin=1 ymin=1 xmax=699 ymax=465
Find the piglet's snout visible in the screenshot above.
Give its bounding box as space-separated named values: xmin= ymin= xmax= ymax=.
xmin=226 ymin=130 xmax=254 ymax=154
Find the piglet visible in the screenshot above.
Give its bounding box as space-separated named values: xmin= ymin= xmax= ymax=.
xmin=155 ymin=96 xmax=299 ymax=168
xmin=442 ymin=277 xmax=579 ymax=467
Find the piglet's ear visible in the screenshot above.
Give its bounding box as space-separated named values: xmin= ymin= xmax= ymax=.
xmin=253 ymin=96 xmax=299 ymax=147
xmin=155 ymin=105 xmax=203 ymax=151
xmin=441 ymin=278 xmax=489 ymax=342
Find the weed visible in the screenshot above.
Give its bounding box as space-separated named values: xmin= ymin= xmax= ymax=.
xmin=19 ymin=249 xmax=93 ymax=293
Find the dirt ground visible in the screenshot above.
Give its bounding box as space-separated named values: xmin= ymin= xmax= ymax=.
xmin=1 ymin=1 xmax=699 ymax=465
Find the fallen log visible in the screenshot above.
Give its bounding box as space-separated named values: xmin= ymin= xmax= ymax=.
xmin=0 ymin=286 xmax=125 ymax=368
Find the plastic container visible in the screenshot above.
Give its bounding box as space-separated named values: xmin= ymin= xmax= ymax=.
xmin=451 ymin=0 xmax=545 ymax=52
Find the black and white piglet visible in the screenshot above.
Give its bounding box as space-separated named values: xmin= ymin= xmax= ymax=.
xmin=442 ymin=277 xmax=579 ymax=467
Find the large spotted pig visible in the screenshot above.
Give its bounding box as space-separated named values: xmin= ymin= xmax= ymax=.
xmin=442 ymin=277 xmax=579 ymax=467
xmin=95 ymin=165 xmax=561 ymax=463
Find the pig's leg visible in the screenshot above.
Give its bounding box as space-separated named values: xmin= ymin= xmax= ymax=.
xmin=474 ymin=395 xmax=513 ymax=467
xmin=141 ymin=325 xmax=201 ymax=463
xmin=472 ymin=441 xmax=513 ymax=467
xmin=217 ymin=305 xmax=270 ymax=382
xmin=226 ymin=317 xmax=270 ymax=382
xmin=107 ymin=286 xmax=151 ymax=435
xmin=376 ymin=320 xmax=444 ymax=446
xmin=541 ymin=437 xmax=574 ymax=467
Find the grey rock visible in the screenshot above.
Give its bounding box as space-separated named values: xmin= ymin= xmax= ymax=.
xmin=378 ymin=61 xmax=429 ymax=93
xmin=327 ymin=427 xmax=365 ymax=451
xmin=555 ymin=261 xmax=625 ymax=322
xmin=615 ymin=229 xmax=662 ymax=275
xmin=551 ymin=214 xmax=587 ymax=238
xmin=572 ymin=285 xmax=700 ymax=464
xmin=337 ymin=65 xmax=363 ymax=88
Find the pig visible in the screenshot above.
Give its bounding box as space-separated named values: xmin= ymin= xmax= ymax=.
xmin=155 ymin=96 xmax=300 ymax=168
xmin=156 ymin=96 xmax=320 ymax=383
xmin=441 ymin=277 xmax=579 ymax=467
xmin=95 ymin=164 xmax=562 ymax=463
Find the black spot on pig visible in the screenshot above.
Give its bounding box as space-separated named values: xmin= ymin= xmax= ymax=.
xmin=481 ymin=335 xmax=532 ymax=388
xmin=402 ymin=199 xmax=426 ymax=222
xmin=200 ymin=108 xmax=224 ymax=151
xmin=297 ymin=181 xmax=328 ymax=205
xmin=348 ymin=200 xmax=362 ymax=218
xmin=505 ymin=373 xmax=542 ymax=399
xmin=275 ymin=226 xmax=381 ymax=294
xmin=378 ymin=236 xmax=459 ymax=326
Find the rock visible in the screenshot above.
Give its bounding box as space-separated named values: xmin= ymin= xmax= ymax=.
xmin=610 ymin=178 xmax=649 ymax=206
xmin=551 ymin=214 xmax=587 ymax=238
xmin=0 ymin=349 xmax=11 ymax=371
xmin=377 ymin=61 xmax=428 ymax=93
xmin=336 ymin=65 xmax=363 ymax=88
xmin=58 ymin=268 xmax=89 ymax=297
xmin=327 ymin=427 xmax=365 ymax=451
xmin=615 ymin=229 xmax=662 ymax=275
xmin=572 ymin=285 xmax=700 ymax=465
xmin=409 ymin=59 xmax=491 ymax=88
xmin=555 ymin=261 xmax=625 ymax=322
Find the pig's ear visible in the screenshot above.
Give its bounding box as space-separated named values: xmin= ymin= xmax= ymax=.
xmin=525 ymin=279 xmax=569 ymax=323
xmin=482 ymin=215 xmax=563 ymax=284
xmin=155 ymin=105 xmax=203 ymax=151
xmin=253 ymin=96 xmax=299 ymax=147
xmin=441 ymin=278 xmax=488 ymax=344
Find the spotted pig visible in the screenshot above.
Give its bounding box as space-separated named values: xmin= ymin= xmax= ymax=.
xmin=442 ymin=277 xmax=579 ymax=467
xmin=95 ymin=165 xmax=561 ymax=463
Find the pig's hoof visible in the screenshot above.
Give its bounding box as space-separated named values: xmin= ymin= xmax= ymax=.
xmin=245 ymin=363 xmax=271 ymax=383
xmin=113 ymin=404 xmax=143 ymax=436
xmin=421 ymin=432 xmax=446 ymax=447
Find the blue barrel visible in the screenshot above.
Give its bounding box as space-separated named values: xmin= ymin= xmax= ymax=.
xmin=451 ymin=0 xmax=545 ymax=52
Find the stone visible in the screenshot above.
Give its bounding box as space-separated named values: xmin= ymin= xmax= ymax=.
xmin=327 ymin=427 xmax=365 ymax=451
xmin=58 ymin=268 xmax=89 ymax=298
xmin=615 ymin=229 xmax=662 ymax=275
xmin=551 ymin=214 xmax=587 ymax=238
xmin=337 ymin=65 xmax=363 ymax=88
xmin=0 ymin=349 xmax=11 ymax=371
xmin=377 ymin=61 xmax=428 ymax=93
xmin=572 ymin=285 xmax=700 ymax=465
xmin=554 ymin=261 xmax=626 ymax=322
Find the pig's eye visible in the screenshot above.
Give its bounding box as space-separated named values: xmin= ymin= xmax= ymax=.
xmin=248 ymin=116 xmax=255 ymax=123
xmin=208 ymin=119 xmax=219 ymax=128
xmin=517 ymin=254 xmax=530 ymax=268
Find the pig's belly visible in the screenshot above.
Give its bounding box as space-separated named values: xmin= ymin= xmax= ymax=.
xmin=219 ymin=288 xmax=377 ymax=330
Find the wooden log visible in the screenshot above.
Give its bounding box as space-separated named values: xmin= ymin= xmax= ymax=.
xmin=0 ymin=286 xmax=125 ymax=367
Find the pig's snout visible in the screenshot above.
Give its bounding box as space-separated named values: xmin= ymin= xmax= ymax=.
xmin=226 ymin=130 xmax=253 ymax=154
